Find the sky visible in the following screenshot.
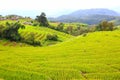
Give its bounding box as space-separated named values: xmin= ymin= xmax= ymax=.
xmin=0 ymin=0 xmax=120 ymax=17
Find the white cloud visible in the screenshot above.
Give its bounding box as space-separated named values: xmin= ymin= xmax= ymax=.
xmin=0 ymin=0 xmax=120 ymax=17
xmin=0 ymin=0 xmax=120 ymax=10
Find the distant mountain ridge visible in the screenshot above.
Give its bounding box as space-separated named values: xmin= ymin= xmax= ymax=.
xmin=49 ymin=8 xmax=120 ymax=24
xmin=68 ymin=8 xmax=120 ymax=16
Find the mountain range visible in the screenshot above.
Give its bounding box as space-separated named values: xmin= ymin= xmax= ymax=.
xmin=49 ymin=8 xmax=120 ymax=24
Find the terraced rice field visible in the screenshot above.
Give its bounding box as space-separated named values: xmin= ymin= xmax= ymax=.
xmin=0 ymin=30 xmax=120 ymax=80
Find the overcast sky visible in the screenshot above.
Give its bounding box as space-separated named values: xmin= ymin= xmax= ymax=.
xmin=0 ymin=0 xmax=120 ymax=17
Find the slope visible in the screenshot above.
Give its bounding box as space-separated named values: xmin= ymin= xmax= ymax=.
xmin=0 ymin=22 xmax=74 ymax=46
xmin=19 ymin=25 xmax=74 ymax=46
xmin=0 ymin=30 xmax=120 ymax=80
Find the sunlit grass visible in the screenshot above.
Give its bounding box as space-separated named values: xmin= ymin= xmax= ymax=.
xmin=0 ymin=29 xmax=120 ymax=79
xmin=19 ymin=25 xmax=74 ymax=46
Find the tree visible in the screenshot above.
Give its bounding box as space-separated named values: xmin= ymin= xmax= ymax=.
xmin=2 ymin=22 xmax=25 ymax=41
xmin=36 ymin=12 xmax=49 ymax=27
xmin=56 ymin=23 xmax=64 ymax=31
xmin=108 ymin=22 xmax=114 ymax=31
xmin=96 ymin=20 xmax=114 ymax=31
xmin=0 ymin=25 xmax=5 ymax=38
xmin=66 ymin=26 xmax=73 ymax=34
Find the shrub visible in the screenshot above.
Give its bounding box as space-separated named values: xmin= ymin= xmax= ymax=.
xmin=48 ymin=25 xmax=55 ymax=29
xmin=31 ymin=20 xmax=33 ymax=23
xmin=82 ymin=33 xmax=87 ymax=37
xmin=33 ymin=41 xmax=41 ymax=46
xmin=96 ymin=20 xmax=114 ymax=31
xmin=0 ymin=25 xmax=5 ymax=38
xmin=23 ymin=33 xmax=41 ymax=46
xmin=65 ymin=26 xmax=73 ymax=34
xmin=88 ymin=25 xmax=96 ymax=32
xmin=2 ymin=22 xmax=25 ymax=41
xmin=33 ymin=23 xmax=39 ymax=26
xmin=46 ymin=34 xmax=58 ymax=41
xmin=56 ymin=23 xmax=64 ymax=31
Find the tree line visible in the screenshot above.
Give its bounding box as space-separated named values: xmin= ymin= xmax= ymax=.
xmin=35 ymin=12 xmax=116 ymax=36
xmin=0 ymin=22 xmax=41 ymax=46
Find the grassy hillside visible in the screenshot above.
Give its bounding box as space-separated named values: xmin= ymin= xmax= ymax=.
xmin=0 ymin=20 xmax=74 ymax=46
xmin=0 ymin=30 xmax=120 ymax=80
xmin=19 ymin=25 xmax=73 ymax=46
xmin=50 ymin=22 xmax=87 ymax=28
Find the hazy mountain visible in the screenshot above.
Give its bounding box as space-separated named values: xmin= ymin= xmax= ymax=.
xmin=49 ymin=8 xmax=120 ymax=24
xmin=68 ymin=8 xmax=120 ymax=17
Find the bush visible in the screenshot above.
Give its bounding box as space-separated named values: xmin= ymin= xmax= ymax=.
xmin=88 ymin=25 xmax=96 ymax=32
xmin=23 ymin=33 xmax=41 ymax=46
xmin=64 ymin=26 xmax=73 ymax=34
xmin=46 ymin=34 xmax=58 ymax=41
xmin=48 ymin=25 xmax=55 ymax=29
xmin=56 ymin=23 xmax=64 ymax=31
xmin=0 ymin=25 xmax=5 ymax=38
xmin=2 ymin=22 xmax=25 ymax=41
xmin=33 ymin=23 xmax=39 ymax=26
xmin=82 ymin=33 xmax=87 ymax=37
xmin=31 ymin=20 xmax=33 ymax=23
xmin=96 ymin=20 xmax=114 ymax=31
xmin=33 ymin=41 xmax=41 ymax=46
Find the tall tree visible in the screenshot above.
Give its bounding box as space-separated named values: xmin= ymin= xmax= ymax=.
xmin=36 ymin=12 xmax=49 ymax=27
xmin=2 ymin=22 xmax=25 ymax=41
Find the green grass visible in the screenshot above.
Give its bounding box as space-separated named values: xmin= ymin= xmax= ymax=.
xmin=0 ymin=30 xmax=120 ymax=80
xmin=0 ymin=39 xmax=30 ymax=47
xmin=49 ymin=22 xmax=87 ymax=29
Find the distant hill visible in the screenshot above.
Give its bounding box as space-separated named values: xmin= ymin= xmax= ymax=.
xmin=49 ymin=8 xmax=120 ymax=24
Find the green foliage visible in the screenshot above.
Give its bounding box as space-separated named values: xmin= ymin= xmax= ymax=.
xmin=82 ymin=33 xmax=87 ymax=37
xmin=36 ymin=12 xmax=49 ymax=27
xmin=66 ymin=26 xmax=89 ymax=36
xmin=32 ymin=23 xmax=39 ymax=26
xmin=88 ymin=25 xmax=96 ymax=32
xmin=2 ymin=22 xmax=25 ymax=41
xmin=31 ymin=20 xmax=39 ymax=26
xmin=66 ymin=26 xmax=73 ymax=34
xmin=23 ymin=33 xmax=41 ymax=46
xmin=56 ymin=23 xmax=64 ymax=31
xmin=0 ymin=25 xmax=5 ymax=38
xmin=46 ymin=34 xmax=58 ymax=41
xmin=96 ymin=20 xmax=114 ymax=31
xmin=49 ymin=22 xmax=88 ymax=36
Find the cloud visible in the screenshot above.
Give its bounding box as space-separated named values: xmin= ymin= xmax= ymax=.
xmin=0 ymin=0 xmax=120 ymax=17
xmin=0 ymin=0 xmax=119 ymax=10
